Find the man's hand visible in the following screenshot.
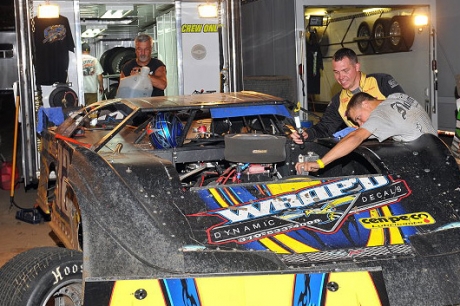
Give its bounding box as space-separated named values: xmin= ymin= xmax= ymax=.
xmin=290 ymin=129 xmax=308 ymax=144
xmin=130 ymin=67 xmax=141 ymax=75
xmin=295 ymin=161 xmax=321 ymax=174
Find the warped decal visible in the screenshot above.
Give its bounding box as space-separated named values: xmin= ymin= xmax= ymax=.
xmin=191 ymin=175 xmax=415 ymax=252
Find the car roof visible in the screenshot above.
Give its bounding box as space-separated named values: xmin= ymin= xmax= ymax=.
xmin=114 ymin=91 xmax=286 ymax=111
xmin=54 ymin=91 xmax=291 ymax=145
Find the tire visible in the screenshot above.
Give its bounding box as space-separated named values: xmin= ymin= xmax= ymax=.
xmin=105 ymin=82 xmax=119 ymax=99
xmin=49 ymin=86 xmax=79 ymax=108
xmin=111 ymin=47 xmax=136 ymax=74
xmin=389 ymin=16 xmax=415 ymax=52
xmin=0 ymin=247 xmax=83 ymax=306
xmin=356 ymin=21 xmax=372 ymax=54
xmin=371 ymin=17 xmax=391 ymax=53
xmin=99 ymin=47 xmax=124 ymax=74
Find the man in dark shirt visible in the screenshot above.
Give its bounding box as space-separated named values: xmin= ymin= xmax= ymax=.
xmin=120 ymin=34 xmax=167 ymax=96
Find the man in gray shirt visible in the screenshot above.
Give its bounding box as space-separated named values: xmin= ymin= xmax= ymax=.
xmin=296 ymin=92 xmax=437 ymax=173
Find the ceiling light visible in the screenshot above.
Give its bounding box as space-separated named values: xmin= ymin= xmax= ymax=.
xmin=37 ymin=1 xmax=60 ymax=18
xmin=414 ymin=15 xmax=429 ymax=27
xmin=198 ymin=3 xmax=218 ymax=18
xmin=80 ymin=18 xmax=133 ymax=25
xmin=81 ymin=27 xmax=106 ymax=38
xmin=100 ymin=6 xmax=133 ymax=19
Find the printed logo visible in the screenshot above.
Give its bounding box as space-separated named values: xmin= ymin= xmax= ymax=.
xmin=359 ymin=212 xmax=435 ymax=229
xmin=194 ymin=175 xmax=410 ymax=244
xmin=43 ymin=24 xmax=67 ymax=44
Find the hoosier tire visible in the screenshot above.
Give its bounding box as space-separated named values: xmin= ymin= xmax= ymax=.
xmin=0 ymin=247 xmax=83 ymax=306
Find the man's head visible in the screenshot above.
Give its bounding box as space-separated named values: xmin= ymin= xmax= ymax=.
xmin=346 ymin=92 xmax=379 ymax=126
xmin=134 ymin=34 xmax=153 ymax=66
xmin=82 ymin=43 xmax=90 ymax=54
xmin=332 ymin=48 xmax=361 ymax=92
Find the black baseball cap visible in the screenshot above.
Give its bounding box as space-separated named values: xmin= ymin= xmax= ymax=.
xmin=82 ymin=43 xmax=90 ymax=51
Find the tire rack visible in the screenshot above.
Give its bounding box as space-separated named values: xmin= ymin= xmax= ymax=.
xmin=309 ymin=7 xmax=420 ymax=57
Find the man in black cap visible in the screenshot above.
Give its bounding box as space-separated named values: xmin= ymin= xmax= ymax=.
xmin=82 ymin=43 xmax=104 ymax=104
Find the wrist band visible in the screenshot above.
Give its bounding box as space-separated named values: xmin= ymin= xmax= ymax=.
xmin=316 ymin=159 xmax=325 ymax=169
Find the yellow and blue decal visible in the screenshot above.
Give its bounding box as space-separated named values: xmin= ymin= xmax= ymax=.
xmin=189 ymin=175 xmax=429 ymax=254
xmin=84 ymin=270 xmax=389 ymax=305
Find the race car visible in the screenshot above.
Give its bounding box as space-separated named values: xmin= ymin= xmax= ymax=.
xmin=0 ymin=91 xmax=460 ymax=306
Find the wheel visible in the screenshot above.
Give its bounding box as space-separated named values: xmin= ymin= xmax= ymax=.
xmin=371 ymin=17 xmax=391 ymax=53
xmin=0 ymin=247 xmax=83 ymax=306
xmin=99 ymin=47 xmax=124 ymax=74
xmin=105 ymin=82 xmax=119 ymax=99
xmin=111 ymin=47 xmax=136 ymax=74
xmin=389 ymin=16 xmax=415 ymax=52
xmin=356 ymin=21 xmax=372 ymax=54
xmin=49 ymin=86 xmax=78 ymax=108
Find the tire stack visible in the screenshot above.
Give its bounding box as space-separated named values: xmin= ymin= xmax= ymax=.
xmin=356 ymin=16 xmax=415 ymax=54
xmin=99 ymin=47 xmax=136 ymax=99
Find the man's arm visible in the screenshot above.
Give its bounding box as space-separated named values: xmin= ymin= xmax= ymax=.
xmin=295 ymin=128 xmax=371 ymax=173
xmin=97 ymin=74 xmax=104 ymax=94
xmin=291 ymin=94 xmax=346 ymax=144
xmin=305 ymin=94 xmax=346 ymax=140
xmin=150 ymin=65 xmax=167 ymax=90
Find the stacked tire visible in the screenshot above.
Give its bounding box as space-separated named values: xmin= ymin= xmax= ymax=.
xmin=99 ymin=47 xmax=136 ymax=99
xmin=356 ymin=16 xmax=415 ymax=54
xmin=388 ymin=16 xmax=415 ymax=52
xmin=99 ymin=47 xmax=136 ymax=75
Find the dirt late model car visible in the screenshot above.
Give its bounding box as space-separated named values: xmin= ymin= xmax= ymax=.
xmin=1 ymin=91 xmax=460 ymax=306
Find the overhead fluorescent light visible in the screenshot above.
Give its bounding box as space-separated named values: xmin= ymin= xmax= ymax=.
xmin=101 ymin=9 xmax=132 ymax=19
xmin=37 ymin=1 xmax=60 ymax=18
xmin=80 ymin=18 xmax=133 ymax=25
xmin=362 ymin=8 xmax=385 ymax=13
xmin=81 ymin=27 xmax=107 ymax=38
xmin=198 ymin=3 xmax=218 ymax=18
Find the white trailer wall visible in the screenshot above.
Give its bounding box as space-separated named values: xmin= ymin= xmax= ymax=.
xmin=295 ymin=0 xmax=437 ymax=128
xmin=179 ymin=2 xmax=220 ymax=95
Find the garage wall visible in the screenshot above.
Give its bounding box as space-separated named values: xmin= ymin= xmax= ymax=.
xmin=241 ymin=0 xmax=297 ymax=101
xmin=435 ymin=0 xmax=460 ymax=131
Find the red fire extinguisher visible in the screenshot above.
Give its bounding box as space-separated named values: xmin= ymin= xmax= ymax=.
xmin=0 ymin=155 xmax=19 ymax=190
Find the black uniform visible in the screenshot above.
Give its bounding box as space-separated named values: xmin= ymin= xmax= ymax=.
xmin=121 ymin=58 xmax=166 ymax=96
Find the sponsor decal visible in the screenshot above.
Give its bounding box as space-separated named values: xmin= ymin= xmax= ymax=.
xmin=359 ymin=212 xmax=435 ymax=229
xmin=181 ymin=23 xmax=220 ymax=33
xmin=194 ymin=175 xmax=410 ymax=244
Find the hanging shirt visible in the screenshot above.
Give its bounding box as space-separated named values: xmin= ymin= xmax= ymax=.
xmin=33 ymin=15 xmax=75 ymax=85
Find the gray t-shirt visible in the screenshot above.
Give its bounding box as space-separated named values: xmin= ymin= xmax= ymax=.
xmin=362 ymin=93 xmax=437 ymax=142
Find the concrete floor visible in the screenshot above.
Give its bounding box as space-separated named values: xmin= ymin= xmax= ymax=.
xmin=0 ymin=91 xmax=59 ymax=267
xmin=0 ymin=186 xmax=59 ymax=267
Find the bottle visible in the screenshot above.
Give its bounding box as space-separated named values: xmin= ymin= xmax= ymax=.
xmin=116 ymin=66 xmax=153 ymax=98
